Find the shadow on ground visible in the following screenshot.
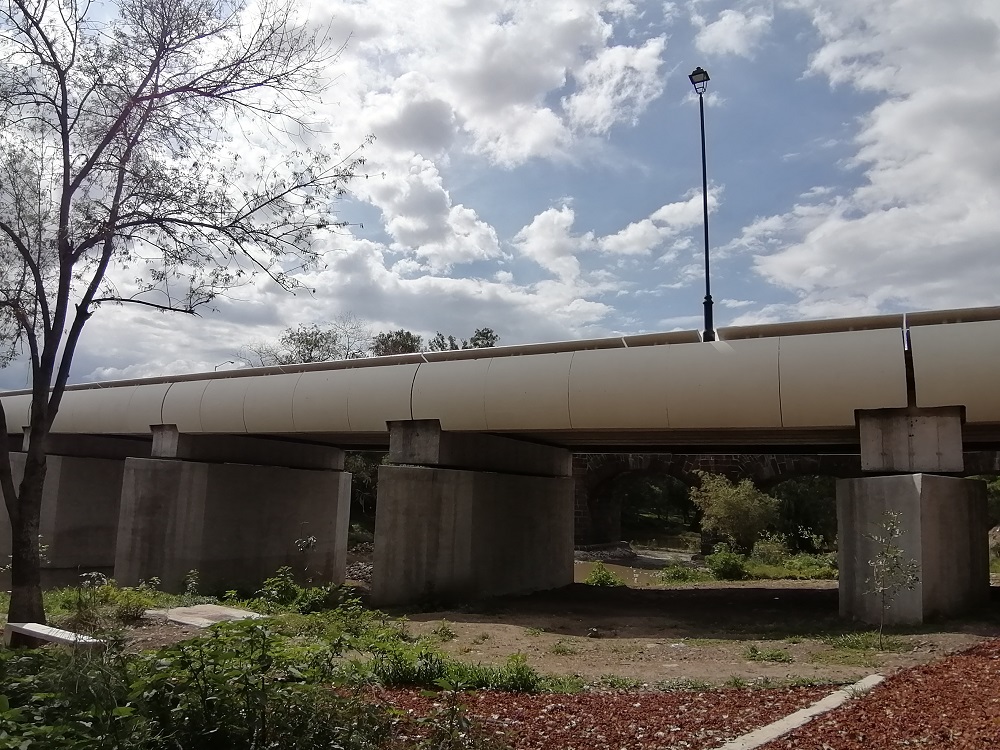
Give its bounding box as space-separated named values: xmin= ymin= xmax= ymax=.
xmin=397 ymin=583 xmax=1000 ymax=642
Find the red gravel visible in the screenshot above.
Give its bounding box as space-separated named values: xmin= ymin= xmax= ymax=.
xmin=759 ymin=638 xmax=1000 ymax=749
xmin=378 ymin=639 xmax=1000 ymax=750
xmin=380 ymin=686 xmax=830 ymax=750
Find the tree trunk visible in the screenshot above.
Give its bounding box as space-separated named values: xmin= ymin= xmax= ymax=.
xmin=7 ymin=452 xmax=46 ymax=631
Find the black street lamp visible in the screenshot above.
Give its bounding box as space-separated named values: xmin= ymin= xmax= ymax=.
xmin=689 ymin=66 xmax=715 ymax=342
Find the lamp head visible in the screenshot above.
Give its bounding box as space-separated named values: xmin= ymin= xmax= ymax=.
xmin=689 ymin=67 xmax=710 ymax=95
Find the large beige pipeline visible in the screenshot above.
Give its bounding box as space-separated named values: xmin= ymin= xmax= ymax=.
xmin=3 ymin=306 xmax=999 ymax=438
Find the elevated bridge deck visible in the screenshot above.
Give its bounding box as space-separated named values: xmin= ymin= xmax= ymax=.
xmin=3 ymin=306 xmax=1000 ymax=453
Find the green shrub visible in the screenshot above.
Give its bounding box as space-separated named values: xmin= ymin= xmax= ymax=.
xmin=251 ymin=566 xmax=346 ymax=614
xmin=583 ymin=561 xmax=625 ymax=587
xmin=705 ymin=544 xmax=749 ymax=580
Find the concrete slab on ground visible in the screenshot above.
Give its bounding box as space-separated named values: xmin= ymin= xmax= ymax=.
xmin=147 ymin=604 xmax=264 ymax=629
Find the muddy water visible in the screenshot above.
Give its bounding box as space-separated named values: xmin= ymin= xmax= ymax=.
xmin=573 ymin=560 xmax=665 ymax=587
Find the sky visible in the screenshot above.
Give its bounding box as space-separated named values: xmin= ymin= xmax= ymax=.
xmin=3 ymin=0 xmax=1000 ymax=388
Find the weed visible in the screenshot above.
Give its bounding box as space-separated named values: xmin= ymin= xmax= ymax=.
xmin=183 ymin=568 xmax=201 ymax=596
xmin=549 ymin=639 xmax=577 ymax=656
xmin=524 ymin=627 xmax=543 ymax=637
xmin=594 ymin=674 xmax=643 ymax=690
xmin=724 ymin=675 xmax=750 ymax=688
xmin=744 ymin=644 xmax=793 ymax=663
xmin=431 ymin=620 xmax=458 ymax=642
xmin=471 ymin=633 xmax=490 ymax=645
xmin=583 ymin=561 xmax=626 ymax=587
xmin=414 ymin=679 xmax=511 ymax=749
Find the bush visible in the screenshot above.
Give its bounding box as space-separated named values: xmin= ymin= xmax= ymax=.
xmin=691 ymin=473 xmax=779 ymax=554
xmin=705 ymin=544 xmax=749 ymax=580
xmin=583 ymin=561 xmax=625 ymax=587
xmin=0 ymin=623 xmax=399 ymax=750
xmin=251 ymin=566 xmax=345 ymax=614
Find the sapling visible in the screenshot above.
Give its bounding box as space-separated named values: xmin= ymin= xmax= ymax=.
xmin=864 ymin=510 xmax=920 ymax=648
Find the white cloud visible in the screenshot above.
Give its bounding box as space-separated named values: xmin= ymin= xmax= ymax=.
xmin=597 ymin=189 xmax=717 ymax=256
xmin=563 ymin=36 xmax=668 ymax=133
xmin=692 ymin=5 xmax=774 ymax=58
xmin=363 ymin=155 xmax=500 ymax=270
xmin=743 ymin=0 xmax=1000 ymax=315
xmin=513 ymin=205 xmax=594 ymax=281
xmin=599 ymin=219 xmax=664 ymax=255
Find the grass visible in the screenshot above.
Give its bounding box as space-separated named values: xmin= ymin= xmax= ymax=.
xmin=37 ymin=573 xmax=215 ymax=632
xmin=654 ymin=551 xmax=838 ymax=585
xmin=549 ymin=639 xmax=578 ymax=656
xmin=809 ymin=650 xmax=882 ymax=668
xmin=990 ymin=555 xmax=1000 ymax=575
xmin=823 ymin=631 xmax=907 ymax=652
xmin=654 ymin=677 xmax=714 ymax=691
xmin=744 ymin=644 xmax=793 ymax=663
xmin=657 ymin=564 xmax=713 ymax=583
xmin=745 ymin=560 xmax=837 ymax=580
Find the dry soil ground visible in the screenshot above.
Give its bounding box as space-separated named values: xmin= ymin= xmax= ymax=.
xmin=401 ymin=571 xmax=1000 ymax=687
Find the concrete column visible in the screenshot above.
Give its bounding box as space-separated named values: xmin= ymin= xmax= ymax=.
xmin=372 ymin=420 xmax=574 ymax=606
xmin=1 ymin=453 xmax=125 ymax=585
xmin=114 ymin=427 xmax=351 ymax=593
xmin=837 ymin=474 xmax=989 ymax=625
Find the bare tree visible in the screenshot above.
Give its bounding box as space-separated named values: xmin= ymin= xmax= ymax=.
xmin=0 ymin=0 xmax=363 ymax=625
xmin=236 ymin=314 xmax=372 ymax=366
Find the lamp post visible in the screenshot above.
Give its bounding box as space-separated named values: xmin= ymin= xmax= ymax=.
xmin=214 ymin=360 xmax=235 ymax=371
xmin=689 ymin=66 xmax=715 ymax=342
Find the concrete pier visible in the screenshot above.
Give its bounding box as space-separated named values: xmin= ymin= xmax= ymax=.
xmin=837 ymin=474 xmax=989 ymax=624
xmin=839 ymin=407 xmax=991 ymax=625
xmin=372 ymin=420 xmax=574 ymax=606
xmin=114 ymin=427 xmax=351 ymax=593
xmin=3 ymin=454 xmax=124 ymax=581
